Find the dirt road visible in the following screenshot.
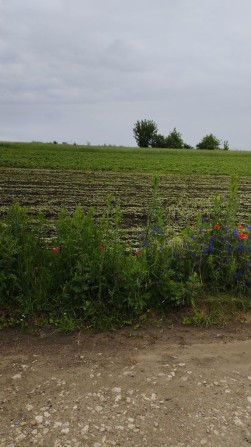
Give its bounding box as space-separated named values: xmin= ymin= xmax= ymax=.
xmin=0 ymin=321 xmax=250 ymax=447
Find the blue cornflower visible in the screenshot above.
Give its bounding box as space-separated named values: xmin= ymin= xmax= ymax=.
xmin=202 ymin=214 xmax=209 ymax=222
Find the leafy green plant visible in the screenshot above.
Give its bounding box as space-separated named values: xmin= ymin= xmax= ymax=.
xmin=183 ymin=310 xmax=219 ymax=327
xmin=135 ymin=177 xmax=202 ymax=308
xmin=183 ymin=177 xmax=251 ymax=294
xmin=0 ymin=206 xmax=54 ymax=315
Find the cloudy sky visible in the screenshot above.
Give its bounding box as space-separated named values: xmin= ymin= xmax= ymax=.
xmin=0 ymin=0 xmax=251 ymax=149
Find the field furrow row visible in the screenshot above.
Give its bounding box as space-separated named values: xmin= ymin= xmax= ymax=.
xmin=1 ymin=169 xmax=251 ymax=240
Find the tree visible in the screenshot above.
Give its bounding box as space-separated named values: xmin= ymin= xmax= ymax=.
xmin=184 ymin=143 xmax=193 ymax=149
xmin=133 ymin=119 xmax=158 ymax=147
xmin=165 ymin=128 xmax=184 ymax=148
xmin=151 ymin=133 xmax=167 ymax=148
xmin=196 ymin=134 xmax=221 ymax=150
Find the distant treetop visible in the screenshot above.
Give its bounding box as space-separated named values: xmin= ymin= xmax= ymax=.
xmin=133 ymin=120 xmax=228 ymax=150
xmin=133 ymin=119 xmax=158 ymax=147
xmin=196 ymin=134 xmax=221 ymax=150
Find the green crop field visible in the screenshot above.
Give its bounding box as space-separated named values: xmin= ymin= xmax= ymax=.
xmin=1 ymin=142 xmax=251 ymax=241
xmin=1 ymin=141 xmax=251 ymax=175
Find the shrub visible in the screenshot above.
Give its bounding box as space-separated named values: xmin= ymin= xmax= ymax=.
xmin=151 ymin=128 xmax=185 ymax=149
xmin=151 ymin=133 xmax=167 ymax=148
xmin=196 ymin=134 xmax=221 ymax=150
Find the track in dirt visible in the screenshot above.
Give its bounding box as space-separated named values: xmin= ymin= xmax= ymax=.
xmin=0 ymin=322 xmax=250 ymax=447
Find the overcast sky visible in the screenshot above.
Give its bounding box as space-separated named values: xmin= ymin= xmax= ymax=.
xmin=0 ymin=0 xmax=251 ymax=149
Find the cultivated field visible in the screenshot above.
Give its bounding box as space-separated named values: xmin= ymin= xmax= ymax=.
xmin=1 ymin=168 xmax=251 ymax=240
xmin=1 ymin=141 xmax=251 ymax=174
xmin=1 ymin=143 xmax=251 ymax=242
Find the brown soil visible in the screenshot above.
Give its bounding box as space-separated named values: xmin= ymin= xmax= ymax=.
xmin=0 ymin=319 xmax=251 ymax=447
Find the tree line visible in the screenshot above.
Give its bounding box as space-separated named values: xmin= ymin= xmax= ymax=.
xmin=133 ymin=119 xmax=229 ymax=150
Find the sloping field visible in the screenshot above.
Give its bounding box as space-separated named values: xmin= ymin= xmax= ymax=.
xmin=1 ymin=142 xmax=251 ymax=175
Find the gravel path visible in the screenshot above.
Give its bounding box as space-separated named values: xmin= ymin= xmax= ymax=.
xmin=0 ymin=322 xmax=250 ymax=447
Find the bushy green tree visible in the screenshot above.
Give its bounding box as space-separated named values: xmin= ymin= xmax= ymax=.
xmin=184 ymin=143 xmax=193 ymax=149
xmin=151 ymin=128 xmax=186 ymax=149
xmin=196 ymin=134 xmax=221 ymax=150
xmin=165 ymin=128 xmax=184 ymax=148
xmin=133 ymin=119 xmax=158 ymax=147
xmin=151 ymin=133 xmax=167 ymax=148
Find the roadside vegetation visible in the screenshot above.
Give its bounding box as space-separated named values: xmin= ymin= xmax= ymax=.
xmin=0 ymin=177 xmax=250 ymax=331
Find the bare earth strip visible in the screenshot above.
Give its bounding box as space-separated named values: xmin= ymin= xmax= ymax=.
xmin=0 ymin=322 xmax=250 ymax=447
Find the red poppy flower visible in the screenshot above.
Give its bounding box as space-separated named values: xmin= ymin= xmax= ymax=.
xmin=52 ymin=247 xmax=58 ymax=253
xmin=238 ymin=232 xmax=248 ymax=240
xmin=213 ymin=224 xmax=220 ymax=230
xmin=98 ymin=245 xmax=104 ymax=251
xmin=237 ymin=225 xmax=243 ymax=230
xmin=135 ymin=251 xmax=140 ymax=257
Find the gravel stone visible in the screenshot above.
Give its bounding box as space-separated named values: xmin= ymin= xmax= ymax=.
xmin=1 ymin=323 xmax=250 ymax=447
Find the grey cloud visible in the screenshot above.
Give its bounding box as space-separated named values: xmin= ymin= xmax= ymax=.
xmin=0 ymin=0 xmax=251 ymax=148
